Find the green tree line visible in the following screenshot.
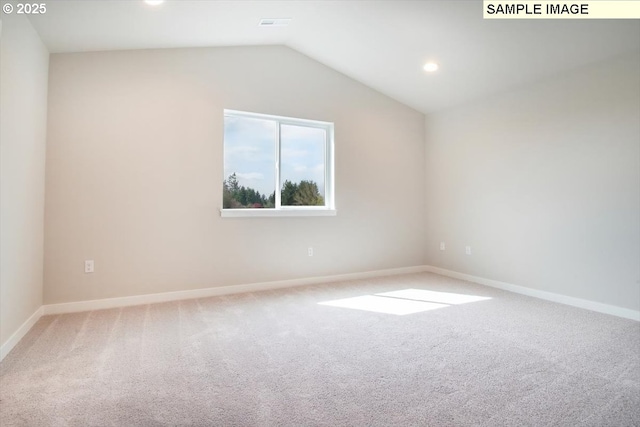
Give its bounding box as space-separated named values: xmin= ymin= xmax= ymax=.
xmin=223 ymin=173 xmax=324 ymax=208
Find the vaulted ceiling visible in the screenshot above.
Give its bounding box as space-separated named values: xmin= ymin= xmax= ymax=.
xmin=27 ymin=1 xmax=640 ymax=114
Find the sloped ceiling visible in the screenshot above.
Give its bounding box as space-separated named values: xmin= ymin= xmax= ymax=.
xmin=27 ymin=1 xmax=640 ymax=113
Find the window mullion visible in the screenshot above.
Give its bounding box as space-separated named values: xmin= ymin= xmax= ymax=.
xmin=275 ymin=121 xmax=281 ymax=209
xmin=328 ymin=125 xmax=334 ymax=209
xmin=323 ymin=129 xmax=328 ymax=206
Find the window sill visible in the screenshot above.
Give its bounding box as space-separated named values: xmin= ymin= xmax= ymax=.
xmin=220 ymin=209 xmax=337 ymax=218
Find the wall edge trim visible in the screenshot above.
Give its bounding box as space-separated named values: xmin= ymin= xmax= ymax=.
xmin=424 ymin=265 xmax=640 ymax=321
xmin=42 ymin=265 xmax=428 ymax=315
xmin=1 ymin=306 xmax=44 ymax=361
xmin=5 ymin=264 xmax=637 ymax=361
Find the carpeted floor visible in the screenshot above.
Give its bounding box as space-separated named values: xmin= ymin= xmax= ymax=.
xmin=1 ymin=272 xmax=639 ymax=426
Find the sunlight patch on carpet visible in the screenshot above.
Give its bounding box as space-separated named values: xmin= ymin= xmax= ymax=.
xmin=318 ymin=289 xmax=491 ymax=315
xmin=375 ymin=289 xmax=491 ymax=305
xmin=318 ymin=295 xmax=448 ymax=315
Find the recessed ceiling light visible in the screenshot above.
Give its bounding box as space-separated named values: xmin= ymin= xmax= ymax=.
xmin=144 ymin=0 xmax=164 ymax=5
xmin=259 ymin=18 xmax=292 ymax=27
xmin=423 ymin=62 xmax=439 ymax=72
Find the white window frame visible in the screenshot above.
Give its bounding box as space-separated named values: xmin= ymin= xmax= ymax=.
xmin=221 ymin=109 xmax=336 ymax=218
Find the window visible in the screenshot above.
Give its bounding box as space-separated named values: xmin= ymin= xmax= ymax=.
xmin=222 ymin=110 xmax=335 ymax=217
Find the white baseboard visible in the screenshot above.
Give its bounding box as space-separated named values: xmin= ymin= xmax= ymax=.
xmin=1 ymin=306 xmax=44 ymax=361
xmin=424 ymin=265 xmax=640 ymax=322
xmin=2 ymin=266 xmax=424 ymax=359
xmin=43 ymin=265 xmax=428 ymax=315
xmin=9 ymin=264 xmax=634 ymax=362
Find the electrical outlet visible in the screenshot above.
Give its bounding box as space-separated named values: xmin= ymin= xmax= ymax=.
xmin=465 ymin=246 xmax=471 ymax=255
xmin=84 ymin=260 xmax=94 ymax=273
xmin=308 ymin=247 xmax=314 ymax=257
xmin=439 ymin=242 xmax=446 ymax=251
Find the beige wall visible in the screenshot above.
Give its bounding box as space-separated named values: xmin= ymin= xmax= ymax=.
xmin=0 ymin=15 xmax=49 ymax=346
xmin=425 ymin=52 xmax=640 ymax=311
xmin=44 ymin=46 xmax=425 ymax=304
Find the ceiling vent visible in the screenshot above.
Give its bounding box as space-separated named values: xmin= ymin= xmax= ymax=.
xmin=259 ymin=18 xmax=292 ymax=27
